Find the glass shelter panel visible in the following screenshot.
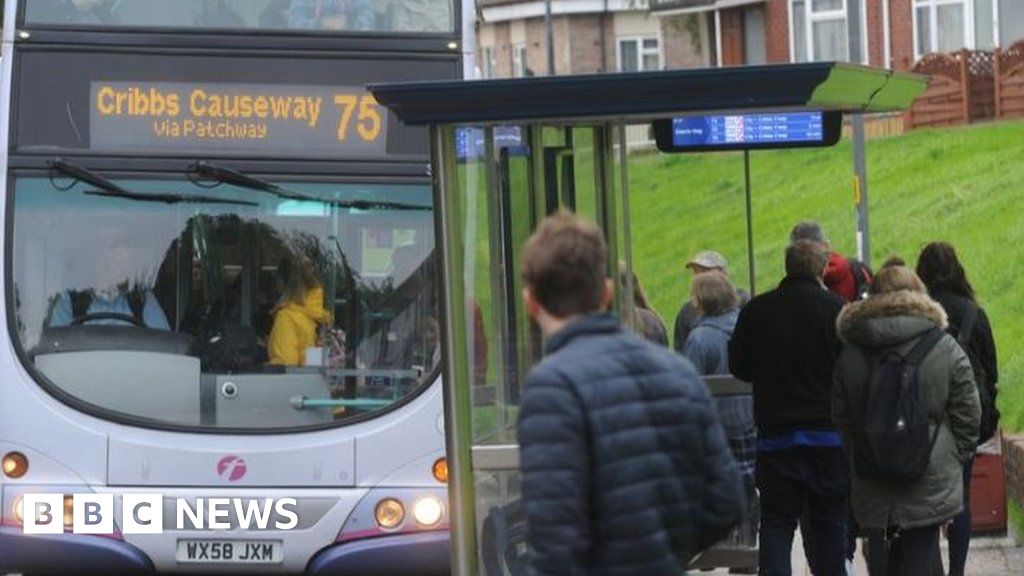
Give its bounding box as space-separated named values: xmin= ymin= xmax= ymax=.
xmin=10 ymin=176 xmax=437 ymax=430
xmin=440 ymin=123 xmax=637 ymax=575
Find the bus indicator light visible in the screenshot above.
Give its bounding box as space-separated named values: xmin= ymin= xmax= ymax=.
xmin=432 ymin=458 xmax=448 ymax=484
xmin=2 ymin=452 xmax=28 ymax=478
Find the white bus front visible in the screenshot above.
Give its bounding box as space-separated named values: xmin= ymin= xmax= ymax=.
xmin=0 ymin=0 xmax=464 ymax=572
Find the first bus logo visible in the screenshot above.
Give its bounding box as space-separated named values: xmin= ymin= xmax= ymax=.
xmin=217 ymin=455 xmax=247 ymax=482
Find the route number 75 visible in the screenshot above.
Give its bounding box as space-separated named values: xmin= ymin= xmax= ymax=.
xmin=334 ymin=94 xmax=382 ymax=143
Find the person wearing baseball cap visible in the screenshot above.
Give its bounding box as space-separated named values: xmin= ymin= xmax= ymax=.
xmin=673 ymin=251 xmax=750 ymax=354
xmin=687 ymin=250 xmax=730 ymax=273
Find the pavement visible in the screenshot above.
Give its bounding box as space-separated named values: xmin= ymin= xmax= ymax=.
xmin=701 ymin=531 xmax=1024 ymax=575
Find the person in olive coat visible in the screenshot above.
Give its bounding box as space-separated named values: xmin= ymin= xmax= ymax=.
xmin=832 ymin=265 xmax=980 ymax=575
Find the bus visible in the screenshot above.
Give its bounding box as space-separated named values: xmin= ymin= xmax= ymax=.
xmin=0 ymin=1 xmax=461 ymax=574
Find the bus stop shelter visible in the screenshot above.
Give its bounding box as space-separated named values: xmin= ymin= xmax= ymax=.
xmin=371 ymin=63 xmax=927 ymax=575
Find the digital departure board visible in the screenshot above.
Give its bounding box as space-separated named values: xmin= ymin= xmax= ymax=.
xmin=673 ymin=112 xmax=824 ymax=146
xmin=654 ymin=111 xmax=841 ymax=152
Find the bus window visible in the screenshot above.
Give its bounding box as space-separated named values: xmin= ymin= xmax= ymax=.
xmin=23 ymin=0 xmax=456 ymax=34
xmin=10 ymin=175 xmax=437 ymax=430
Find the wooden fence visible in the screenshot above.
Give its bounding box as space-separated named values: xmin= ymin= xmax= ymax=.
xmin=907 ymin=45 xmax=1024 ymax=129
xmin=996 ymin=41 xmax=1024 ymax=120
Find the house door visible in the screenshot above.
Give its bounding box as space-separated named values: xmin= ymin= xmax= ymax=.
xmin=720 ymin=8 xmax=745 ymax=66
xmin=719 ymin=5 xmax=767 ymax=66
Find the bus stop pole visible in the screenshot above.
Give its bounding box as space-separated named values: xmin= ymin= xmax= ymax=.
xmin=744 ymin=150 xmax=755 ymax=296
xmin=545 ymin=0 xmax=555 ymax=74
xmin=853 ymin=119 xmax=870 ymax=267
xmin=849 ymin=0 xmax=871 ymax=267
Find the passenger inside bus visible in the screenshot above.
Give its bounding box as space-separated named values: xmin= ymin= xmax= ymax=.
xmin=267 ymin=253 xmax=332 ymax=367
xmin=287 ymin=0 xmax=377 ymax=30
xmin=355 ymin=243 xmax=437 ymax=377
xmin=45 ymin=233 xmax=170 ymax=330
xmin=26 ymin=0 xmax=453 ymax=31
xmin=28 ymin=0 xmax=115 ymax=24
xmin=110 ymin=0 xmax=243 ymax=27
xmin=387 ymin=0 xmax=453 ymax=32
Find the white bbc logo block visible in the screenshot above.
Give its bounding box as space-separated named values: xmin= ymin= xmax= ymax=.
xmin=73 ymin=493 xmax=114 ymax=535
xmin=22 ymin=494 xmax=64 ymax=534
xmin=122 ymin=494 xmax=163 ymax=534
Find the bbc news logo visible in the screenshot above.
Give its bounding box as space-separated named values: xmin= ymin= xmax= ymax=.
xmin=21 ymin=494 xmax=299 ymax=534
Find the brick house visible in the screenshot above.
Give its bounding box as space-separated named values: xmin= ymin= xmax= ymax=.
xmin=474 ymin=0 xmax=715 ymax=78
xmin=651 ymin=0 xmax=1024 ymax=70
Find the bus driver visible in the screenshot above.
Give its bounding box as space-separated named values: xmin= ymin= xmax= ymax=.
xmin=46 ymin=232 xmax=170 ymax=330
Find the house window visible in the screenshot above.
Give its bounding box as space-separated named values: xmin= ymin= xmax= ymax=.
xmin=1002 ymin=0 xmax=1024 ymax=46
xmin=975 ymin=0 xmax=995 ymax=49
xmin=617 ymin=37 xmax=661 ymax=72
xmin=744 ymin=7 xmax=767 ymax=64
xmin=911 ymin=0 xmax=1024 ymax=60
xmin=913 ymin=0 xmax=972 ymax=59
xmin=512 ymin=44 xmax=527 ymax=78
xmin=481 ymin=47 xmax=495 ymax=79
xmin=790 ymin=0 xmax=850 ymax=62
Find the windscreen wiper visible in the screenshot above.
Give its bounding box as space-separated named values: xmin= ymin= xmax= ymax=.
xmin=83 ymin=189 xmax=258 ymax=206
xmin=190 ymin=161 xmax=432 ymax=212
xmin=190 ymin=161 xmax=318 ymax=203
xmin=48 ymin=159 xmax=258 ymax=207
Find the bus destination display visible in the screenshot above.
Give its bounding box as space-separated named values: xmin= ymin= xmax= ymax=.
xmin=90 ymin=82 xmax=388 ymax=156
xmin=672 ymin=112 xmax=824 ymax=147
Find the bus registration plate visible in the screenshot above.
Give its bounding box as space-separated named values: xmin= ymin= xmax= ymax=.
xmin=176 ymin=540 xmax=283 ymax=564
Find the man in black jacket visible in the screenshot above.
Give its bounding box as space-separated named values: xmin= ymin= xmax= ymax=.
xmin=728 ymin=240 xmax=847 ymax=576
xmin=517 ymin=212 xmax=744 ymax=576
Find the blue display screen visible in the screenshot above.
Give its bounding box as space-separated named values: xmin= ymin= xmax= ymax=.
xmin=455 ymin=126 xmax=525 ymax=160
xmin=672 ymin=112 xmax=825 ymax=147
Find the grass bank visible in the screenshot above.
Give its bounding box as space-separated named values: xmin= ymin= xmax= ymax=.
xmin=628 ymin=119 xmax=1024 ymax=429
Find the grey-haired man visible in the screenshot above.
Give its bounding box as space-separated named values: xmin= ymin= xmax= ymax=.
xmin=673 ymin=250 xmax=750 ymax=353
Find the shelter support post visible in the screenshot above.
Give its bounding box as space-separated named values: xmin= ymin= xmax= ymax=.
xmin=431 ymin=124 xmax=478 ymax=576
xmin=743 ymin=151 xmax=755 ymax=296
xmin=617 ymin=122 xmax=636 ymax=326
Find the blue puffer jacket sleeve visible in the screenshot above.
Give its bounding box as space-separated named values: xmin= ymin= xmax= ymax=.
xmin=518 ymin=364 xmax=590 ymax=576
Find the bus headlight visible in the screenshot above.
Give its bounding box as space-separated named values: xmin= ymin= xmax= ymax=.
xmin=12 ymin=495 xmax=24 ymax=524
xmin=412 ymin=496 xmax=444 ymax=528
xmin=374 ymin=498 xmax=405 ymax=530
xmin=2 ymin=452 xmax=29 ymax=479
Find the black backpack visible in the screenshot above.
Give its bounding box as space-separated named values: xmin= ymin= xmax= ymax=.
xmin=847 ymin=258 xmax=873 ymax=301
xmin=955 ymin=304 xmax=999 ymax=444
xmin=849 ymin=328 xmax=944 ymax=483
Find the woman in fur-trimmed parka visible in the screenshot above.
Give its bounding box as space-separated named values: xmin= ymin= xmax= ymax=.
xmin=832 ymin=266 xmax=980 ymax=573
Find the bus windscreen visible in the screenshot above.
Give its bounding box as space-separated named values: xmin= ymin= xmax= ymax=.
xmin=654 ymin=111 xmax=842 ymax=152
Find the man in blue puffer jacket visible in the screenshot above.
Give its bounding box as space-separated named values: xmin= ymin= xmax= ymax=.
xmin=517 ymin=212 xmax=745 ymax=576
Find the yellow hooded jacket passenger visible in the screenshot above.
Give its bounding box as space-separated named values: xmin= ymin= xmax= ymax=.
xmin=268 ymin=286 xmax=331 ymax=366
